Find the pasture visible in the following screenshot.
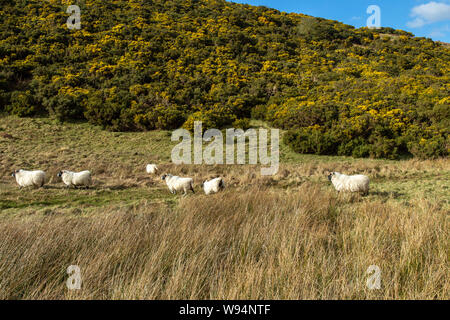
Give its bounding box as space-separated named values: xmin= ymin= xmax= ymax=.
xmin=0 ymin=116 xmax=448 ymax=299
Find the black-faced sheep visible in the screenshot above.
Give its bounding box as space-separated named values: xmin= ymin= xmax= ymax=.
xmin=11 ymin=169 xmax=46 ymax=188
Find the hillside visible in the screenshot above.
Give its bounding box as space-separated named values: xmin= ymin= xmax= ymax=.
xmin=0 ymin=116 xmax=449 ymax=299
xmin=0 ymin=0 xmax=449 ymax=159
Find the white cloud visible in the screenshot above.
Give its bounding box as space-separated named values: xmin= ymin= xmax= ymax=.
xmin=406 ymin=1 xmax=450 ymax=28
xmin=407 ymin=18 xmax=426 ymax=28
xmin=429 ymin=24 xmax=450 ymax=38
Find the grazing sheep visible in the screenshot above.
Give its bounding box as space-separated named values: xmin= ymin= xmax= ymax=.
xmin=11 ymin=169 xmax=46 ymax=188
xmin=327 ymin=172 xmax=369 ymax=195
xmin=201 ymin=177 xmax=225 ymax=195
xmin=146 ymin=164 xmax=158 ymax=174
xmin=57 ymin=170 xmax=92 ymax=188
xmin=161 ymin=174 xmax=194 ymax=195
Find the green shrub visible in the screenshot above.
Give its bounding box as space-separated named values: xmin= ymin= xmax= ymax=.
xmin=133 ymin=101 xmax=185 ymax=131
xmin=84 ymin=89 xmax=132 ymax=130
xmin=183 ymin=106 xmax=237 ymax=132
xmin=46 ymin=93 xmax=86 ymax=121
xmin=407 ymin=135 xmax=448 ymax=159
xmin=232 ymin=118 xmax=251 ymax=130
xmin=367 ymin=135 xmax=399 ymax=160
xmin=337 ymin=137 xmax=370 ymax=158
xmin=251 ymin=105 xmax=267 ymax=120
xmin=283 ymin=127 xmax=338 ymax=155
xmin=6 ymin=90 xmax=41 ymax=117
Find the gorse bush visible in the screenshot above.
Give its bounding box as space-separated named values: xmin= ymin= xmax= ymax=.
xmin=7 ymin=90 xmax=39 ymax=117
xmin=0 ymin=0 xmax=448 ymax=159
xmin=283 ymin=127 xmax=338 ymax=155
xmin=183 ymin=105 xmax=237 ymax=132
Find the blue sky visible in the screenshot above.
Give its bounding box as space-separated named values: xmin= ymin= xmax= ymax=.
xmin=229 ymin=0 xmax=450 ymax=42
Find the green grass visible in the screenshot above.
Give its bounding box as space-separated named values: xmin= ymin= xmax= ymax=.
xmin=1 ymin=116 xmax=449 ymax=218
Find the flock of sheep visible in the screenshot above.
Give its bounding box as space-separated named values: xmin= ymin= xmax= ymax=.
xmin=10 ymin=163 xmax=370 ymax=195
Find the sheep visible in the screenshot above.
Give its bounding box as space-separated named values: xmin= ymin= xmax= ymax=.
xmin=161 ymin=174 xmax=194 ymax=195
xmin=146 ymin=164 xmax=158 ymax=174
xmin=327 ymin=171 xmax=370 ymax=195
xmin=11 ymin=169 xmax=46 ymax=188
xmin=201 ymin=177 xmax=225 ymax=195
xmin=57 ymin=170 xmax=92 ymax=188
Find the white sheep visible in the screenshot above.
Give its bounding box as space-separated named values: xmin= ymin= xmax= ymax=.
xmin=146 ymin=164 xmax=158 ymax=174
xmin=201 ymin=177 xmax=225 ymax=195
xmin=11 ymin=169 xmax=46 ymax=188
xmin=161 ymin=174 xmax=194 ymax=195
xmin=57 ymin=170 xmax=92 ymax=188
xmin=327 ymin=172 xmax=370 ymax=194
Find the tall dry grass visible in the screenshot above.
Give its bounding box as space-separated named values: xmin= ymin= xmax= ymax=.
xmin=0 ymin=181 xmax=447 ymax=299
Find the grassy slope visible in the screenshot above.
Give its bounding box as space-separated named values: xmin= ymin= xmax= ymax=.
xmin=0 ymin=116 xmax=448 ymax=299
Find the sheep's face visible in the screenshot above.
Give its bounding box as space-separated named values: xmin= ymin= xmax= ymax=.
xmin=11 ymin=169 xmax=20 ymax=177
xmin=201 ymin=181 xmax=205 ymax=188
xmin=57 ymin=171 xmax=63 ymax=177
xmin=161 ymin=174 xmax=167 ymax=181
xmin=327 ymin=172 xmax=335 ymax=181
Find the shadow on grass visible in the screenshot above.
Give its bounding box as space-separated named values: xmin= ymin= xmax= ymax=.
xmin=370 ymin=190 xmax=405 ymax=198
xmin=43 ymin=185 xmax=95 ymax=190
